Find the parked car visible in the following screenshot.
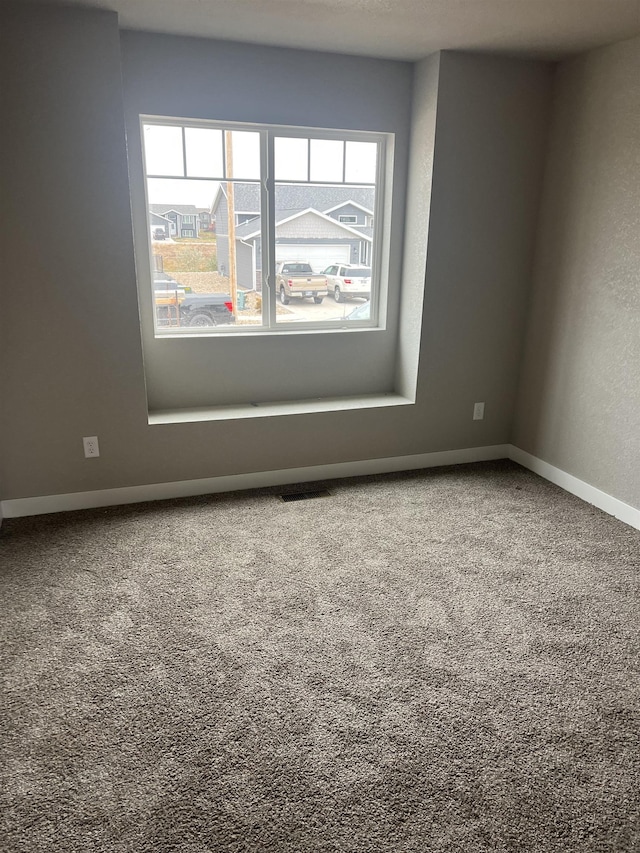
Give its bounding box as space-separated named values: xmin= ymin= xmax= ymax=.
xmin=344 ymin=301 xmax=371 ymax=321
xmin=153 ymin=274 xmax=235 ymax=328
xmin=275 ymin=261 xmax=328 ymax=304
xmin=322 ymin=264 xmax=371 ymax=302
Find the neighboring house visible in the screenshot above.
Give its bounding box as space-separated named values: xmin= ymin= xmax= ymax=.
xmin=149 ymin=204 xmax=205 ymax=238
xmin=149 ymin=211 xmax=172 ymax=239
xmin=211 ymin=184 xmax=375 ymax=290
xmin=197 ymin=209 xmax=213 ymax=232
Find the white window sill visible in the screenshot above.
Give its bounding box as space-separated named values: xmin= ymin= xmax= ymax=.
xmin=148 ymin=392 xmax=414 ymax=424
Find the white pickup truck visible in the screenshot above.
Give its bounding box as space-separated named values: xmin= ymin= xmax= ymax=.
xmin=275 ymin=262 xmax=328 ymax=305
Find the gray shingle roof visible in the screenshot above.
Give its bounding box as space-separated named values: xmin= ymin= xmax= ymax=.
xmin=230 ymin=185 xmax=375 ymax=241
xmin=149 ymin=204 xmax=201 ymax=216
xmin=229 ymin=184 xmax=375 ymax=216
xmin=351 ymin=226 xmax=374 ymax=239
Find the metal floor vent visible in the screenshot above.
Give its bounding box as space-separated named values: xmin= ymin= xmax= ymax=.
xmin=279 ymin=489 xmax=332 ymax=503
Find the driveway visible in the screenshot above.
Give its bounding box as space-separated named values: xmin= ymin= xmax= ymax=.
xmin=278 ymin=296 xmax=367 ymax=324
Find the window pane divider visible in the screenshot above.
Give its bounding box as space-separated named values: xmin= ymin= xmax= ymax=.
xmin=222 ymin=130 xmax=228 ymax=179
xmin=263 ymin=130 xmax=276 ymax=329
xmin=146 ymin=174 xmax=224 ymax=181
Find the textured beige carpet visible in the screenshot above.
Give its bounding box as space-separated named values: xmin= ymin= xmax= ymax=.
xmin=1 ymin=460 xmax=639 ymax=852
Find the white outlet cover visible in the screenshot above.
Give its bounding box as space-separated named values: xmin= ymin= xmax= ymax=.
xmin=473 ymin=402 xmax=485 ymax=420
xmin=83 ymin=436 xmax=100 ymax=457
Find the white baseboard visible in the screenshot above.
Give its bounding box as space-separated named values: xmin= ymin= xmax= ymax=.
xmin=508 ymin=445 xmax=640 ymax=531
xmin=3 ymin=444 xmax=638 ymax=532
xmin=0 ymin=444 xmax=510 ymax=519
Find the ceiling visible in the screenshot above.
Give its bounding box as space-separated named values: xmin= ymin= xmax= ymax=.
xmin=23 ymin=0 xmax=640 ymax=61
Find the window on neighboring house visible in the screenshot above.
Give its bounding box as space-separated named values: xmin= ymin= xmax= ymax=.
xmin=182 ymin=229 xmax=195 ymax=237
xmin=182 ymin=214 xmax=194 ymax=224
xmin=236 ymin=212 xmax=260 ymax=225
xmin=140 ymin=118 xmax=389 ymax=335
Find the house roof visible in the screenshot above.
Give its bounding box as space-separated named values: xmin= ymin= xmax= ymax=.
xmin=244 ymin=183 xmax=375 ymax=214
xmin=350 ymin=226 xmax=374 ymax=239
xmin=212 ymin=183 xmax=375 ymax=217
xmin=149 ymin=212 xmax=171 ymax=224
xmin=235 ymin=207 xmax=373 ymax=242
xmin=149 ymin=204 xmax=203 ymax=216
xmin=324 ymin=199 xmax=374 ymax=216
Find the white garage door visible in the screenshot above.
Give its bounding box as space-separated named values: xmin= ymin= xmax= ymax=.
xmin=275 ymin=244 xmax=351 ymax=273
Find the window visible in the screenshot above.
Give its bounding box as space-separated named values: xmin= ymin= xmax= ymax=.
xmin=236 ymin=212 xmax=260 ymax=227
xmin=140 ymin=118 xmax=389 ymax=335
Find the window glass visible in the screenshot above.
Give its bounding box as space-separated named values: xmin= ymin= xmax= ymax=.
xmin=185 ymin=127 xmax=224 ymax=178
xmin=140 ymin=118 xmax=384 ymax=334
xmin=275 ymin=137 xmax=308 ymax=181
xmin=310 ymin=139 xmax=344 ymax=183
xmin=148 ymin=177 xmax=262 ymax=332
xmin=345 ymin=141 xmax=377 ymax=183
xmin=228 ymin=131 xmax=260 ymax=180
xmin=274 ymin=180 xmax=375 ymax=324
xmin=143 ymin=124 xmax=183 ymax=176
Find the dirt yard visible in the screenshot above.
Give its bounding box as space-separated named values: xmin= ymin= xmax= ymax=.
xmin=152 ymin=239 xmax=217 ymax=274
xmin=170 ymin=271 xmax=230 ymax=294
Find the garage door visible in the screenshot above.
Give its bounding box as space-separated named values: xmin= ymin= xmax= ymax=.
xmin=275 ymin=244 xmax=351 ymax=273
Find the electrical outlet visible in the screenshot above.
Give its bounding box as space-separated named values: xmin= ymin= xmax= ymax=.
xmin=473 ymin=402 xmax=485 ymax=421
xmin=83 ymin=436 xmax=100 ymax=458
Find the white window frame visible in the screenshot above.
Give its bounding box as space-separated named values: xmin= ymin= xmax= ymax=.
xmin=338 ymin=214 xmax=358 ymax=224
xmin=139 ymin=116 xmax=390 ymax=336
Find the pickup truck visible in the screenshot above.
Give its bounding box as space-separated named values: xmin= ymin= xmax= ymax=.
xmin=154 ymin=278 xmax=235 ymax=328
xmin=275 ymin=262 xmax=328 ymax=305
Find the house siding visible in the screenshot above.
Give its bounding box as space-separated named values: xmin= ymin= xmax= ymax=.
xmin=327 ymin=202 xmax=372 ymax=225
xmin=216 ymin=235 xmax=254 ymax=290
xmin=277 ymin=212 xmax=360 ymax=240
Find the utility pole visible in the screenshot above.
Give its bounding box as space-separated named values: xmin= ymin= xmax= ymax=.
xmin=225 ymin=131 xmax=238 ymax=315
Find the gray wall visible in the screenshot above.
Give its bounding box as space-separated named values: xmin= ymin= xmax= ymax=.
xmin=0 ymin=7 xmax=149 ymax=500
xmin=395 ymin=52 xmax=441 ymax=399
xmin=414 ymin=52 xmax=553 ymax=443
xmin=513 ymin=37 xmax=640 ymax=509
xmin=0 ymin=5 xmax=552 ymax=502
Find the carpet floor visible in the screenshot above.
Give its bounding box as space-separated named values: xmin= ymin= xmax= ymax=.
xmin=1 ymin=460 xmax=639 ymax=852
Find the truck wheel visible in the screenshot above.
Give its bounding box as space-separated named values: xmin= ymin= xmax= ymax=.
xmin=188 ymin=312 xmax=217 ymax=327
xmin=313 ymin=296 xmax=324 ymax=304
xmin=280 ymin=286 xmax=290 ymax=305
xmin=334 ymin=286 xmax=343 ymax=303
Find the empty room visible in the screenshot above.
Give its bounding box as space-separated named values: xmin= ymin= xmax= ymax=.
xmin=1 ymin=1 xmax=639 ymax=850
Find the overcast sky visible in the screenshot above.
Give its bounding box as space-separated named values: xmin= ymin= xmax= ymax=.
xmin=147 ymin=177 xmax=221 ymax=208
xmin=144 ymin=123 xmax=377 ymax=208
